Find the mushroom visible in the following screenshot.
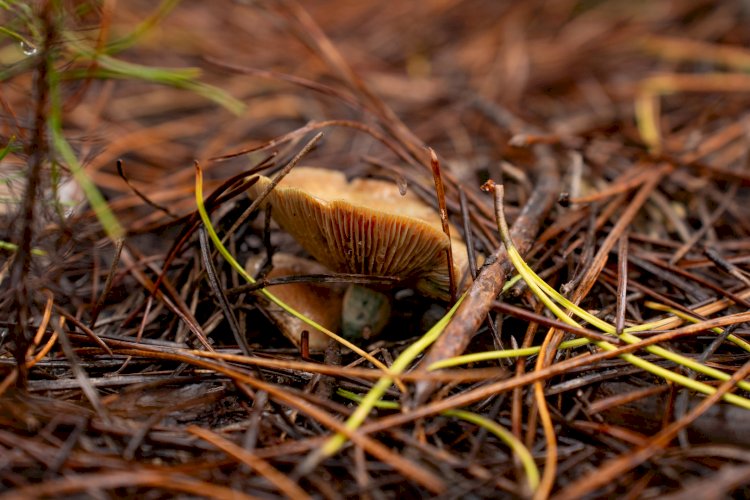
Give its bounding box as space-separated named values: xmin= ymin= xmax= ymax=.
xmin=248 ymin=167 xmax=469 ymax=301
xmin=246 ymin=253 xmax=344 ymax=352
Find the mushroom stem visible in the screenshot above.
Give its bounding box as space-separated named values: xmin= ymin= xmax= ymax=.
xmin=341 ymin=285 xmax=391 ymax=340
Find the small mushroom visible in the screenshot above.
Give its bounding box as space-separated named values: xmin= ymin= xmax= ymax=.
xmin=248 ymin=167 xmax=469 ymax=301
xmin=246 ymin=253 xmax=344 ymax=352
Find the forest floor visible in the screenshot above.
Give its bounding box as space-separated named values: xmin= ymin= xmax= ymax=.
xmin=2 ymin=1 xmax=750 ymax=498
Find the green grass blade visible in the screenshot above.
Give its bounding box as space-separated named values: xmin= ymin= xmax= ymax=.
xmin=0 ymin=136 xmax=17 ymax=161
xmin=0 ymin=240 xmax=46 ymax=256
xmin=48 ymin=65 xmax=124 ymax=241
xmin=493 ymin=185 xmax=750 ymax=409
xmin=63 ymin=35 xmax=245 ymax=115
xmin=645 ymin=301 xmax=750 ymax=354
xmin=505 ymin=236 xmax=750 ymax=393
xmin=106 ymin=0 xmax=182 ymax=53
xmin=336 ymin=389 xmax=540 ymax=493
xmin=319 ymin=293 xmax=466 ymax=458
xmin=428 ymin=338 xmax=591 ymax=370
xmin=445 ymin=409 xmax=540 ymax=493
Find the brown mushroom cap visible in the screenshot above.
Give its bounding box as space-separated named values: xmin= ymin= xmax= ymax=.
xmin=246 ymin=253 xmax=343 ymax=352
xmin=248 ymin=167 xmax=468 ymax=300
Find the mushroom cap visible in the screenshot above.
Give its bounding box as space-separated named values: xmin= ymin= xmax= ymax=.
xmin=246 ymin=253 xmax=343 ymax=352
xmin=248 ymin=167 xmax=467 ymax=300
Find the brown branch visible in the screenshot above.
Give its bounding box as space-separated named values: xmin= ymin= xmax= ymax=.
xmin=412 ymin=146 xmax=560 ymax=405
